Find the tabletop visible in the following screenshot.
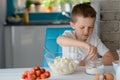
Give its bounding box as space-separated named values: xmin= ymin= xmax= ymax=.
xmin=0 ymin=66 xmax=115 ymax=80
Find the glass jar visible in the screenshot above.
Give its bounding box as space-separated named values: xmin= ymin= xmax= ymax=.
xmin=85 ymin=58 xmax=104 ymax=75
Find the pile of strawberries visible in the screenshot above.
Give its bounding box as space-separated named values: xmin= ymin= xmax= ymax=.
xmin=21 ymin=66 xmax=50 ymax=80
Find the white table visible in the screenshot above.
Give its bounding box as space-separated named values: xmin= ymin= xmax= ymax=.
xmin=0 ymin=66 xmax=114 ymax=80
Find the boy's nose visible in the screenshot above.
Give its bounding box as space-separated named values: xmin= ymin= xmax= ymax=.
xmin=84 ymin=29 xmax=89 ymax=35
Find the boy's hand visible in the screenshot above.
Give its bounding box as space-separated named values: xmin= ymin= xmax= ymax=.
xmin=85 ymin=43 xmax=98 ymax=59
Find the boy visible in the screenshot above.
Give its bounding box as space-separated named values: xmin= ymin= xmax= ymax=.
xmin=57 ymin=3 xmax=115 ymax=66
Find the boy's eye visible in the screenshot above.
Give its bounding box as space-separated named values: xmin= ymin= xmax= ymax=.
xmin=80 ymin=26 xmax=85 ymax=29
xmin=89 ymin=27 xmax=94 ymax=29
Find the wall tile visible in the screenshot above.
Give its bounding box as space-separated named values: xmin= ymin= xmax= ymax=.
xmin=101 ymin=33 xmax=120 ymax=42
xmin=100 ymin=21 xmax=119 ymax=32
xmin=100 ymin=1 xmax=120 ymax=11
xmin=101 ymin=12 xmax=118 ymax=20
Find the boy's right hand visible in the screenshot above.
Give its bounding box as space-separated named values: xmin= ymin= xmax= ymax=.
xmin=85 ymin=43 xmax=98 ymax=60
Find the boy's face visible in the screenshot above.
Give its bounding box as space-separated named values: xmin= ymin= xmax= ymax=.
xmin=70 ymin=16 xmax=95 ymax=41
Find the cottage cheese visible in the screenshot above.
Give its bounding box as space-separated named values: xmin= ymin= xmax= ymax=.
xmin=48 ymin=57 xmax=78 ymax=75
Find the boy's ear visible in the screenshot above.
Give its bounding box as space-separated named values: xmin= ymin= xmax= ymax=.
xmin=70 ymin=21 xmax=75 ymax=29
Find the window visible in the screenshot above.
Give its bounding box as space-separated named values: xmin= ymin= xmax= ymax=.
xmin=14 ymin=0 xmax=81 ymax=13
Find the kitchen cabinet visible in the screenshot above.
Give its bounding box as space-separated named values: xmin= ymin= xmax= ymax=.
xmin=5 ymin=25 xmax=69 ymax=68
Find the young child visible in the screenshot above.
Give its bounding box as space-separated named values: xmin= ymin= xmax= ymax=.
xmin=57 ymin=3 xmax=115 ymax=66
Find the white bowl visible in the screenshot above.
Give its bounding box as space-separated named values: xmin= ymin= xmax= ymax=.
xmin=7 ymin=17 xmax=22 ymax=24
xmin=45 ymin=54 xmax=78 ymax=75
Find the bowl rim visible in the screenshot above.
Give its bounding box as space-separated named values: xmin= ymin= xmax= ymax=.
xmin=112 ymin=60 xmax=119 ymax=64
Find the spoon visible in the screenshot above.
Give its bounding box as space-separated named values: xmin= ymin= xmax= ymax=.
xmin=83 ymin=54 xmax=89 ymax=61
xmin=43 ymin=46 xmax=55 ymax=58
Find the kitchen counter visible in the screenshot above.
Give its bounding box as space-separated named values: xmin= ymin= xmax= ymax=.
xmin=0 ymin=66 xmax=115 ymax=80
xmin=4 ymin=20 xmax=69 ymax=26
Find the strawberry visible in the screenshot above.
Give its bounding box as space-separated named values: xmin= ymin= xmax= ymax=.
xmin=40 ymin=73 xmax=47 ymax=79
xmin=40 ymin=68 xmax=45 ymax=73
xmin=21 ymin=73 xmax=27 ymax=79
xmin=35 ymin=70 xmax=41 ymax=77
xmin=34 ymin=66 xmax=40 ymax=71
xmin=45 ymin=71 xmax=50 ymax=78
xmin=27 ymin=72 xmax=34 ymax=80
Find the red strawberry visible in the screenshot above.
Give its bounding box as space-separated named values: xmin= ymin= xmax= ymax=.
xmin=40 ymin=68 xmax=45 ymax=73
xmin=27 ymin=72 xmax=34 ymax=80
xmin=34 ymin=66 xmax=40 ymax=71
xmin=36 ymin=70 xmax=41 ymax=77
xmin=40 ymin=73 xmax=47 ymax=79
xmin=45 ymin=71 xmax=50 ymax=78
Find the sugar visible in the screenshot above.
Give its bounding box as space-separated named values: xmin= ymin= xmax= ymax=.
xmin=86 ymin=65 xmax=104 ymax=75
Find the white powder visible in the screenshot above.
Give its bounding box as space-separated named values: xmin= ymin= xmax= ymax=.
xmin=86 ymin=65 xmax=104 ymax=75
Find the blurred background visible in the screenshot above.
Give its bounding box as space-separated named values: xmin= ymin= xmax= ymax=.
xmin=0 ymin=0 xmax=120 ymax=68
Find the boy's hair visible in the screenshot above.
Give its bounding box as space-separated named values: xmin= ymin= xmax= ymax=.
xmin=70 ymin=3 xmax=96 ymax=23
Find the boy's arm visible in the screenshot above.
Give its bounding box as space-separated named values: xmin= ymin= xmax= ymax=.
xmin=57 ymin=36 xmax=87 ymax=47
xmin=102 ymin=50 xmax=116 ymax=66
xmin=79 ymin=51 xmax=116 ymax=66
xmin=57 ymin=36 xmax=97 ymax=58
